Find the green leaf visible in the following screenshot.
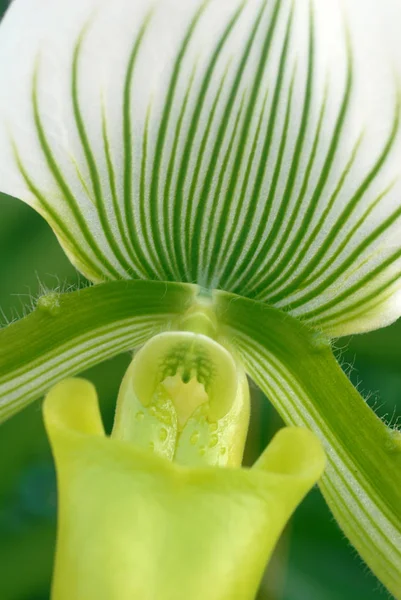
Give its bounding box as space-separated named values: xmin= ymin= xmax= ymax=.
xmin=215 ymin=290 xmax=401 ymax=598
xmin=0 ymin=280 xmax=195 ymax=423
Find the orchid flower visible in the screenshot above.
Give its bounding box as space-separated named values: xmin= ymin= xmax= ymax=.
xmin=43 ymin=361 xmax=325 ymax=599
xmin=0 ymin=0 xmax=400 ymax=597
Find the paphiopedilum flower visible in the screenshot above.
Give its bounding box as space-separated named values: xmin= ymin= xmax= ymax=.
xmin=43 ymin=344 xmax=325 ymax=599
xmin=0 ymin=0 xmax=400 ymax=596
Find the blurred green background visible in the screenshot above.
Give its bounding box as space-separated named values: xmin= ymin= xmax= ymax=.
xmin=0 ymin=1 xmax=400 ymax=598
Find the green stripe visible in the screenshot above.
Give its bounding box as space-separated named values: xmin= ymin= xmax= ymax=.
xmin=14 ymin=147 xmax=104 ymax=282
xmin=163 ymin=62 xmax=198 ymax=279
xmin=31 ymin=66 xmax=120 ymax=279
xmin=1 ymin=319 xmax=155 ymax=397
xmin=247 ymin=345 xmax=400 ymax=555
xmin=215 ymin=290 xmax=401 ymax=597
xmin=189 ymin=0 xmax=271 ymax=284
xmin=149 ymin=1 xmax=210 ymax=280
xmin=170 ymin=3 xmax=246 ymax=279
xmin=256 ymin=129 xmax=363 ymax=300
xmin=322 ymin=479 xmax=399 ymax=590
xmin=0 ymin=323 xmax=155 ymax=421
xmin=122 ymin=11 xmax=156 ymax=279
xmin=203 ymin=90 xmax=249 ymax=279
xmin=204 ymin=0 xmax=285 ymax=287
xmin=183 ymin=66 xmax=232 ymax=278
xmin=279 ymin=105 xmax=400 ymax=312
xmin=230 ymin=3 xmax=314 ymax=292
xmin=101 ymin=101 xmax=146 ymax=278
xmin=0 ymin=280 xmax=195 ymax=422
xmin=71 ymin=30 xmax=135 ymax=277
xmin=313 ymin=282 xmax=398 ymax=332
xmin=252 ymin=35 xmax=354 ymax=300
xmin=138 ymin=101 xmax=153 ymax=277
xmin=299 ymin=180 xmax=394 ymax=290
xmin=304 ymin=248 xmax=401 ymax=325
xmin=213 ymin=85 xmax=270 ymax=282
xmin=216 ymin=1 xmax=291 ymax=289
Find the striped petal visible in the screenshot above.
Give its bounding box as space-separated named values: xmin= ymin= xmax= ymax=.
xmin=0 ymin=280 xmax=196 ymax=422
xmin=215 ymin=290 xmax=401 ymax=598
xmin=0 ymin=0 xmax=401 ymax=334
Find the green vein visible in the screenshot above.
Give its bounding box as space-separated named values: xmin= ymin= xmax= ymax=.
xmin=138 ymin=100 xmax=153 ymax=278
xmin=169 ymin=3 xmax=246 ymax=280
xmin=213 ymin=85 xmax=269 ymax=282
xmin=101 ymin=101 xmax=145 ymax=278
xmin=312 ymin=271 xmax=400 ymax=332
xmin=72 ymin=30 xmax=135 ymax=277
xmin=302 ymin=234 xmax=401 ymax=324
xmin=245 ymin=342 xmax=400 ymax=541
xmin=0 ymin=280 xmax=195 ymax=421
xmin=163 ymin=62 xmax=198 ymax=279
xmin=213 ymin=1 xmax=291 ymax=290
xmin=256 ymin=129 xmax=363 ymax=300
xmin=276 ymin=104 xmax=400 ymax=311
xmin=251 ymin=35 xmax=354 ymax=300
xmin=182 ymin=65 xmax=232 ymax=281
xmin=148 ymin=0 xmax=210 ymax=281
xmin=32 ymin=65 xmax=119 ymax=279
xmin=14 ymin=148 xmax=104 ymax=282
xmin=242 ymin=78 xmax=328 ymax=297
xmin=229 ymin=3 xmax=314 ymax=293
xmin=203 ymin=0 xmax=285 ymax=287
xmin=203 ymin=89 xmax=248 ymax=279
xmin=248 ymin=351 xmax=400 ymax=582
xmin=189 ymin=0 xmax=273 ymax=284
xmin=122 ymin=11 xmax=156 ymax=279
xmin=299 ymin=180 xmax=394 ymax=290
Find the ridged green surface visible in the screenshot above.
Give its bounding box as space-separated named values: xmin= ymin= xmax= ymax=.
xmin=216 ymin=290 xmax=401 ymax=598
xmin=0 ymin=280 xmax=195 ymax=421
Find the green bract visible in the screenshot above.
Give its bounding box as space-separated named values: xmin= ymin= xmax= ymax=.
xmin=0 ymin=0 xmax=400 ymax=596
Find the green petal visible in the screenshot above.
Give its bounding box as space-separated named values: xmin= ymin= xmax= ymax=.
xmin=44 ymin=377 xmax=325 ymax=600
xmin=215 ymin=290 xmax=401 ymax=598
xmin=1 ymin=0 xmax=401 ymax=334
xmin=0 ymin=280 xmax=195 ymax=423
